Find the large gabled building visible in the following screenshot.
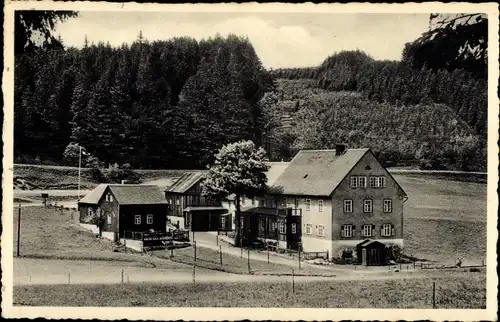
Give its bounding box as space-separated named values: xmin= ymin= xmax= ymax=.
xmin=253 ymin=144 xmax=408 ymax=258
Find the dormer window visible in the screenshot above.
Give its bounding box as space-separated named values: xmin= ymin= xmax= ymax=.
xmin=365 ymin=165 xmax=372 ymax=170
xmin=106 ymin=193 xmax=114 ymax=202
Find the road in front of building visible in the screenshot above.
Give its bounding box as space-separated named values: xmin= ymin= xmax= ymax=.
xmin=191 ymin=232 xmax=400 ymax=275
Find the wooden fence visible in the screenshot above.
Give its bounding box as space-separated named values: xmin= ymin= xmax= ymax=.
xmin=266 ymin=244 xmax=329 ymax=260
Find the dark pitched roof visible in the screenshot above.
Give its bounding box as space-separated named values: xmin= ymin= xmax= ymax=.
xmin=357 ymin=239 xmax=386 ymax=248
xmin=271 ymin=149 xmax=370 ymax=197
xmin=164 ymin=171 xmax=206 ymax=193
xmin=79 ymin=184 xmax=108 ymax=204
xmin=79 ymin=184 xmax=167 ymax=205
xmin=183 ymin=206 xmax=227 ymax=212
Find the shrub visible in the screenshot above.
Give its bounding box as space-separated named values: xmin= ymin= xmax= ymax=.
xmin=105 ymin=165 xmax=141 ymax=184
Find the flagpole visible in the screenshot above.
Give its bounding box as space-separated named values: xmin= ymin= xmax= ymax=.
xmin=78 ymin=146 xmax=82 ymax=200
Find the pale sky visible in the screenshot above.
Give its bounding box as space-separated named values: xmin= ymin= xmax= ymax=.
xmin=55 ymin=12 xmax=430 ymax=69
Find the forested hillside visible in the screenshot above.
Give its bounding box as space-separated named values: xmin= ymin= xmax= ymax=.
xmin=14 ymin=13 xmax=488 ymax=172
xmin=270 ymin=79 xmax=484 ymax=171
xmin=15 ymin=34 xmax=274 ymax=169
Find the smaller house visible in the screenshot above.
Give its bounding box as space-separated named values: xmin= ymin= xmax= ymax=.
xmin=356 ymin=239 xmax=388 ymax=266
xmin=78 ymin=184 xmax=169 ymax=243
xmin=165 ymin=172 xmax=227 ymax=232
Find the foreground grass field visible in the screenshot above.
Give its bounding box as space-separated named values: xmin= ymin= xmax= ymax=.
xmin=13 ymin=271 xmax=485 ymax=308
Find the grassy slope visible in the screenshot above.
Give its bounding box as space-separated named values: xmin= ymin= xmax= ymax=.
xmin=395 ymin=175 xmax=486 ymax=264
xmin=12 ymin=206 xmax=321 ymax=276
xmin=14 ymin=272 xmax=486 ymax=308
xmin=12 ymin=206 xmax=186 ymax=269
xmin=13 ymin=164 xmax=195 ymax=190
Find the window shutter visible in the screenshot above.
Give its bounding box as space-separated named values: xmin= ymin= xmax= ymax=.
xmin=380 ymin=227 xmax=384 ymax=236
xmin=372 ymin=225 xmax=376 ymax=237
xmin=391 ymin=224 xmax=395 ymax=236
xmin=352 ymin=225 xmax=356 ymax=237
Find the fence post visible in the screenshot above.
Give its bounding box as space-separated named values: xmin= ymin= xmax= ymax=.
xmin=220 ymin=245 xmax=223 ymax=266
xmin=292 ymin=268 xmax=295 ymax=294
xmin=247 ymin=248 xmax=251 ymax=273
xmin=298 ymin=250 xmax=301 ymax=269
xmin=170 ymin=247 xmax=174 ymax=257
xmin=241 ymin=245 xmax=243 ymax=259
xmin=194 ymin=241 xmax=197 ymax=262
xmin=216 ymin=232 xmax=219 ymax=246
xmin=121 ymin=269 xmax=124 ymax=283
xmin=432 ymin=281 xmax=436 ymax=309
xmin=17 ymin=205 xmax=21 ymax=257
xmin=267 ymin=246 xmax=270 ymax=263
xmin=192 ymin=265 xmax=196 ymax=284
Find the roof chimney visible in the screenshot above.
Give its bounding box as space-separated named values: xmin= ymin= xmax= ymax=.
xmin=121 ymin=180 xmax=126 ymax=184
xmin=335 ymin=144 xmax=346 ymax=156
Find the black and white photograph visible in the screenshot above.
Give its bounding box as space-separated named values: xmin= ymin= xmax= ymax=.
xmin=2 ymin=2 xmax=498 ymax=321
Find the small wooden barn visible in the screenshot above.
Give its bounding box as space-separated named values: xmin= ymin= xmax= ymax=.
xmin=356 ymin=239 xmax=388 ymax=266
xmin=78 ymin=184 xmax=169 ymax=242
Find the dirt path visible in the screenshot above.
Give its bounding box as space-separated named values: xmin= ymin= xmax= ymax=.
xmin=14 ymin=258 xmax=448 ymax=286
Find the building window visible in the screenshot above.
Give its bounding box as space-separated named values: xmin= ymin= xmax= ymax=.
xmin=134 ymin=215 xmax=141 ymax=225
xmin=363 ymin=200 xmax=373 ymax=213
xmin=279 ymin=223 xmax=286 ymax=234
xmin=371 ymin=176 xmax=386 ymax=188
xmin=294 ymin=198 xmax=299 ymax=209
xmin=105 ymin=194 xmax=113 ymax=202
xmin=384 ymin=199 xmax=392 ymax=213
xmin=147 ymin=214 xmax=153 ymax=224
xmin=305 ymin=223 xmax=312 ymax=235
xmin=357 ymin=176 xmax=367 ymax=188
xmin=341 ymin=225 xmax=353 ymax=238
xmin=318 ymin=199 xmax=324 ymax=212
xmin=362 ymin=224 xmax=372 ymax=237
xmin=317 ymin=224 xmax=325 ymax=237
xmin=343 ymin=200 xmax=353 ymax=213
xmin=291 ymin=223 xmax=297 ymax=234
xmin=107 ymin=213 xmax=112 ymax=225
xmin=381 ymin=224 xmax=393 ymax=237
xmin=221 ymin=216 xmax=226 ymax=227
xmin=305 ymin=199 xmax=311 ymax=211
xmin=259 ymin=218 xmax=265 ymax=230
xmin=350 ymin=176 xmax=358 ymax=188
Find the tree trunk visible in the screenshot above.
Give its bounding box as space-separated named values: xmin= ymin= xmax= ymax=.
xmin=234 ymin=192 xmax=242 ymax=247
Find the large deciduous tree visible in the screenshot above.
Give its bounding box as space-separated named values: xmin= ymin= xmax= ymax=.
xmin=201 ymin=140 xmax=270 ymax=247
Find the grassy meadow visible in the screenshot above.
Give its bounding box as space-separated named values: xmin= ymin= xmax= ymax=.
xmin=14 ymin=271 xmax=486 ymax=308
xmin=394 ymin=174 xmax=487 ymax=265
